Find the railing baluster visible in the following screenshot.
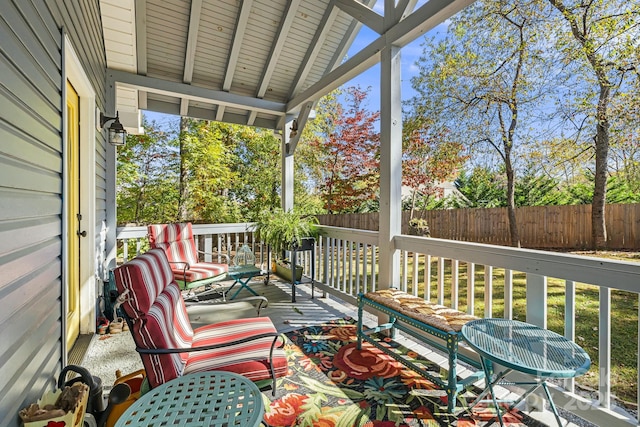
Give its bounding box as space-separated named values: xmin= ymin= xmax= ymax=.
xmin=412 ymin=252 xmax=419 ymax=296
xmin=599 ymin=286 xmax=611 ymax=409
xmin=504 ymin=269 xmax=513 ymax=319
xmin=484 ymin=265 xmax=493 ymax=319
xmin=467 ymin=262 xmax=475 ymax=315
xmin=425 ymin=254 xmax=431 ymax=301
xmin=402 ymin=250 xmax=408 ymax=293
xmin=363 ymin=244 xmax=369 ymax=294
xmin=452 ymin=259 xmax=459 ymax=310
xmin=355 ymin=243 xmax=361 ymax=295
xmin=437 ymin=257 xmax=445 ymax=305
xmin=371 ymin=245 xmax=377 ymax=292
xmin=564 ymin=280 xmax=576 ymax=393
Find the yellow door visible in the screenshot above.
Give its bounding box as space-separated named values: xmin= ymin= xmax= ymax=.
xmin=66 ymin=80 xmax=81 ymax=350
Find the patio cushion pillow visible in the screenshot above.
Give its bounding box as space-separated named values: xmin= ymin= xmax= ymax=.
xmin=136 ymin=283 xmax=194 ymax=387
xmin=114 ymin=248 xmax=175 ymax=316
xmin=184 ymin=317 xmax=288 ymax=382
xmin=148 ymin=223 xmax=199 ymax=265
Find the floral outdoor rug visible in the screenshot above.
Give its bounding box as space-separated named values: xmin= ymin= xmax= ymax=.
xmin=261 ymin=317 xmax=547 ymax=427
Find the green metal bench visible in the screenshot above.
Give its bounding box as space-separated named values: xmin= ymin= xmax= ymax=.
xmin=357 ymin=289 xmax=484 ymax=413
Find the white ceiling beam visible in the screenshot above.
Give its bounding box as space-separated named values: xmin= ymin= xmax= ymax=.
xmin=256 ymin=0 xmax=302 ymax=98
xmin=288 ymin=2 xmax=340 ymax=98
xmin=138 ymin=91 xmax=147 ymax=109
xmin=324 ymin=0 xmax=375 ymax=74
xmin=146 ymin=99 xmax=278 ymax=128
xmin=223 ymin=0 xmax=254 ymax=91
xmin=180 ymin=98 xmax=189 ymax=116
xmin=108 ymin=69 xmax=286 ymax=115
xmin=334 ymin=0 xmax=384 ymax=34
xmin=183 ymin=0 xmax=202 ymax=84
xmin=134 ymin=0 xmax=147 ymax=75
xmin=287 ymin=0 xmax=474 ymax=112
xmin=396 ymin=0 xmax=419 ymax=21
xmin=215 ymin=106 xmax=225 ymax=121
xmin=246 ymin=110 xmax=258 ymax=126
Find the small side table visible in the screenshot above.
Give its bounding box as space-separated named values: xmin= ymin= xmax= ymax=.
xmin=461 ymin=318 xmax=590 ymax=427
xmin=227 ymin=265 xmax=262 ymax=300
xmin=115 ymin=371 xmax=264 ymax=427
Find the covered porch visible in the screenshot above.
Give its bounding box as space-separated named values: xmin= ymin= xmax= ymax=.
xmin=106 ymin=223 xmax=640 ymax=426
xmin=2 ymin=0 xmax=638 ymax=425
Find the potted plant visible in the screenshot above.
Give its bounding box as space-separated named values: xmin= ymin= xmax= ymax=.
xmin=254 ymin=208 xmax=319 ymax=281
xmin=409 ymin=217 xmax=431 ymax=237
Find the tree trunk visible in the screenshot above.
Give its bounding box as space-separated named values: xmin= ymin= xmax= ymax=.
xmin=505 ymin=154 xmax=520 ymax=248
xmin=547 ymin=0 xmax=611 ymax=250
xmin=178 ymin=116 xmax=189 ymax=221
xmin=592 ymin=82 xmax=610 ymax=250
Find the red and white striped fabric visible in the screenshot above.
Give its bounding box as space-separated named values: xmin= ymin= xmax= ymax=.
xmin=148 ymin=223 xmax=228 ymax=282
xmin=185 ymin=317 xmax=288 ymax=381
xmin=113 ymin=248 xmax=287 ymax=389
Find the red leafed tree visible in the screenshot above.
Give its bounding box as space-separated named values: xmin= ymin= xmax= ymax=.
xmin=402 ymin=116 xmax=468 ymax=218
xmin=311 ymin=87 xmax=380 ymax=213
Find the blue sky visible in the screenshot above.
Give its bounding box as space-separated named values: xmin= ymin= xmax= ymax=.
xmin=341 ymin=0 xmax=449 ymax=112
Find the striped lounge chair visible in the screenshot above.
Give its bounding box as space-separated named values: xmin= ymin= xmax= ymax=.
xmin=148 ymin=222 xmax=229 ymax=300
xmin=113 ymin=248 xmax=288 ymax=392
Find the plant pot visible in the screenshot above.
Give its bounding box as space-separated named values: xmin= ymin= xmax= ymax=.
xmin=275 ymin=260 xmax=303 ymax=282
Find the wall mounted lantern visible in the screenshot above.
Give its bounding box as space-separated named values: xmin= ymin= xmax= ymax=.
xmin=100 ymin=111 xmax=127 ymax=146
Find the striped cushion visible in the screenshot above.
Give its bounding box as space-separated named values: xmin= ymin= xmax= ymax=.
xmin=148 ymin=223 xmax=228 ymax=282
xmin=184 ymin=317 xmax=288 ymax=382
xmin=148 ymin=223 xmax=199 ymax=265
xmin=113 ymin=248 xmax=175 ymax=315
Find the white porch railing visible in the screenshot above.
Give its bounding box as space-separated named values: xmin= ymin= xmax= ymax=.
xmin=116 ymin=223 xmax=640 ymax=426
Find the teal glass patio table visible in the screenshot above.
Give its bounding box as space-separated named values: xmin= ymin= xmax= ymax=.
xmin=114 ymin=371 xmax=264 ymax=427
xmin=461 ymin=318 xmax=590 ymax=427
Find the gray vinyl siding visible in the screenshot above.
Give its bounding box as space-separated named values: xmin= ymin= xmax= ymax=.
xmin=0 ymin=1 xmax=106 ymax=426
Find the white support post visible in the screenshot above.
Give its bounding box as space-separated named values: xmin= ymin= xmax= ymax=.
xmin=281 ymin=119 xmax=295 ymax=211
xmin=377 ymin=44 xmax=402 ymax=293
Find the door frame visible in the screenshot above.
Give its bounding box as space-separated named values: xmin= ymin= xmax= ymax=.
xmin=63 ymin=34 xmax=97 ymax=362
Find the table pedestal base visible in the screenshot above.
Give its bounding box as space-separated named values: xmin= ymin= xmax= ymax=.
xmin=469 ymin=359 xmax=563 ymax=427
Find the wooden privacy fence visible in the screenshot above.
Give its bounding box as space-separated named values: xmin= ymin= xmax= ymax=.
xmin=316 ymin=203 xmax=640 ymax=250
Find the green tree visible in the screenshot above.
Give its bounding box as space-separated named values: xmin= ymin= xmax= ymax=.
xmin=409 ymin=0 xmax=549 ymax=247
xmin=545 ymin=0 xmax=640 ymax=249
xmin=455 ymin=167 xmax=506 ymax=208
xmin=179 ymin=119 xmax=237 ymax=222
xmin=402 ymin=116 xmax=469 ymax=219
xmin=116 ymin=118 xmax=179 ymax=224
